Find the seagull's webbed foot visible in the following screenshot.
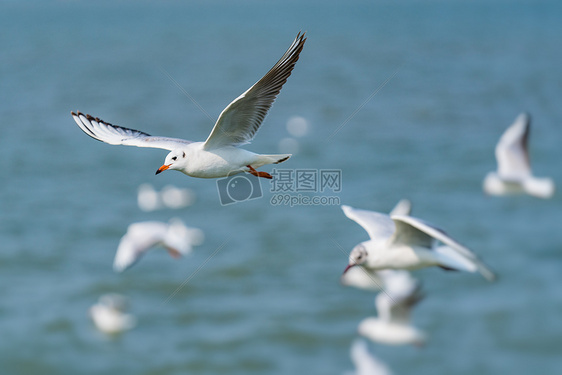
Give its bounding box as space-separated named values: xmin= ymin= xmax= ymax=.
xmin=246 ymin=165 xmax=273 ymax=179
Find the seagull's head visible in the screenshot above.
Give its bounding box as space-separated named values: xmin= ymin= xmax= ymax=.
xmin=156 ymin=150 xmax=187 ymax=175
xmin=343 ymin=243 xmax=368 ymax=274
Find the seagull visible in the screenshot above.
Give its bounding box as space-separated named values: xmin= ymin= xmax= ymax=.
xmin=341 ymin=205 xmax=496 ymax=281
xmin=113 ymin=218 xmax=204 ymax=272
xmin=483 ymin=113 xmax=555 ymax=198
xmin=346 ymin=339 xmax=393 ymax=375
xmin=341 ymin=266 xmax=387 ymax=292
xmin=358 ymin=272 xmax=426 ymax=347
xmin=137 ymin=183 xmax=195 ymax=211
xmin=341 ymin=200 xmax=412 ymax=292
xmin=71 ymin=32 xmax=307 ymax=179
xmin=89 ymin=294 xmax=136 ymax=335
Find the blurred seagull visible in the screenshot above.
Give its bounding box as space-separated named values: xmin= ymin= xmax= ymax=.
xmin=137 ymin=183 xmax=195 ymax=211
xmin=160 ymin=185 xmax=195 ymax=209
xmin=341 ymin=205 xmax=496 ymax=281
xmin=358 ymin=273 xmax=426 ymax=347
xmin=113 ymin=218 xmax=204 ymax=272
xmin=71 ymin=32 xmax=307 ymax=180
xmin=341 ymin=200 xmax=412 ymax=292
xmin=346 ymin=339 xmax=393 ymax=375
xmin=483 ymin=113 xmax=554 ymax=198
xmin=89 ymin=293 xmax=136 ymax=335
xmin=341 ymin=266 xmax=386 ymax=292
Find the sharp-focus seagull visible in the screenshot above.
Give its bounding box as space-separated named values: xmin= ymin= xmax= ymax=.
xmin=358 ymin=272 xmax=426 ymax=347
xmin=341 ymin=200 xmax=412 ymax=292
xmin=341 ymin=205 xmax=496 ymax=281
xmin=89 ymin=293 xmax=136 ymax=335
xmin=113 ymin=218 xmax=204 ymax=272
xmin=483 ymin=113 xmax=555 ymax=198
xmin=71 ymin=32 xmax=307 ymax=180
xmin=346 ymin=339 xmax=393 ymax=375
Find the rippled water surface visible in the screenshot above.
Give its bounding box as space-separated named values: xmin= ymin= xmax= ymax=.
xmin=1 ymin=1 xmax=562 ymax=374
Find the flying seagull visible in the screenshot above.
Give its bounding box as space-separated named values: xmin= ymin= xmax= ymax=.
xmin=113 ymin=218 xmax=203 ymax=273
xmin=483 ymin=112 xmax=554 ymax=198
xmin=341 ymin=205 xmax=496 ymax=281
xmin=72 ymin=32 xmax=306 ymax=179
xmin=358 ymin=272 xmax=426 ymax=346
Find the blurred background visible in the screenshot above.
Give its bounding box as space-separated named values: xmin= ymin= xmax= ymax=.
xmin=1 ymin=0 xmax=561 ymax=374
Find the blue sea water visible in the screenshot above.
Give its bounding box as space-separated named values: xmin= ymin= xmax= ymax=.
xmin=1 ymin=1 xmax=562 ymax=374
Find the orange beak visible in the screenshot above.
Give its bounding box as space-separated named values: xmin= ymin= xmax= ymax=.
xmin=155 ymin=164 xmax=170 ymax=175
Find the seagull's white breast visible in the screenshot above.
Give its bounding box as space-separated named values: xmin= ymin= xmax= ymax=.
xmin=181 ymin=143 xmax=259 ymax=178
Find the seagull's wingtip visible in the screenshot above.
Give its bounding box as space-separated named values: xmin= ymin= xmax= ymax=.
xmin=485 ymin=271 xmax=498 ymax=282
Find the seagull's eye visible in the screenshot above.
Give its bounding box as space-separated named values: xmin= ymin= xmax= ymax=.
xmin=171 ymin=156 xmax=177 ymax=161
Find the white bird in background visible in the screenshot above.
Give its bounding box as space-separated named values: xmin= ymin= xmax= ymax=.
xmin=341 ymin=205 xmax=496 ymax=281
xmin=341 ymin=200 xmax=413 ymax=292
xmin=341 ymin=266 xmax=387 ymax=292
xmin=137 ymin=183 xmax=195 ymax=212
xmin=71 ymin=32 xmax=307 ymax=180
xmin=113 ymin=218 xmax=204 ymax=272
xmin=89 ymin=293 xmax=136 ymax=335
xmin=346 ymin=339 xmax=393 ymax=375
xmin=483 ymin=112 xmax=555 ymax=198
xmin=358 ymin=272 xmax=426 ymax=347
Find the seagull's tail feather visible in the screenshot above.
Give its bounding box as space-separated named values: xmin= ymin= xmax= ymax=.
xmin=523 ymin=177 xmax=555 ymax=199
xmin=474 ymin=259 xmax=497 ymax=282
xmin=253 ymin=154 xmax=292 ymax=168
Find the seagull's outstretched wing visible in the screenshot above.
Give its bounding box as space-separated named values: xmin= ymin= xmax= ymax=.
xmin=113 ymin=222 xmax=167 ymax=272
xmin=387 ymin=215 xmax=435 ymax=249
xmin=113 ymin=232 xmax=148 ymax=273
xmin=203 ymin=32 xmax=306 ymax=150
xmin=390 ymin=215 xmax=496 ymax=281
xmin=376 ymin=271 xmax=421 ymax=324
xmin=72 ymin=111 xmax=192 ymax=151
xmin=496 ymin=112 xmax=532 ymax=178
xmin=389 ymin=199 xmax=412 ymax=216
xmin=340 ymin=266 xmax=386 ymax=292
xmin=379 ymin=270 xmax=419 ymax=300
xmin=376 ymin=284 xmax=423 ymax=325
xmin=341 ymin=205 xmax=395 ymax=241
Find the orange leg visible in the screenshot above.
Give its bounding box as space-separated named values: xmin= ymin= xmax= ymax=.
xmin=247 ymin=165 xmax=273 ymax=179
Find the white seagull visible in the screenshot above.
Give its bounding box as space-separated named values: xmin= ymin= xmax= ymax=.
xmin=346 ymin=339 xmax=393 ymax=375
xmin=72 ymin=32 xmax=307 ymax=179
xmin=341 ymin=200 xmax=412 ymax=292
xmin=358 ymin=272 xmax=426 ymax=347
xmin=483 ymin=112 xmax=555 ymax=198
xmin=341 ymin=205 xmax=496 ymax=281
xmin=137 ymin=183 xmax=195 ymax=211
xmin=89 ymin=293 xmax=136 ymax=335
xmin=113 ymin=218 xmax=204 ymax=272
